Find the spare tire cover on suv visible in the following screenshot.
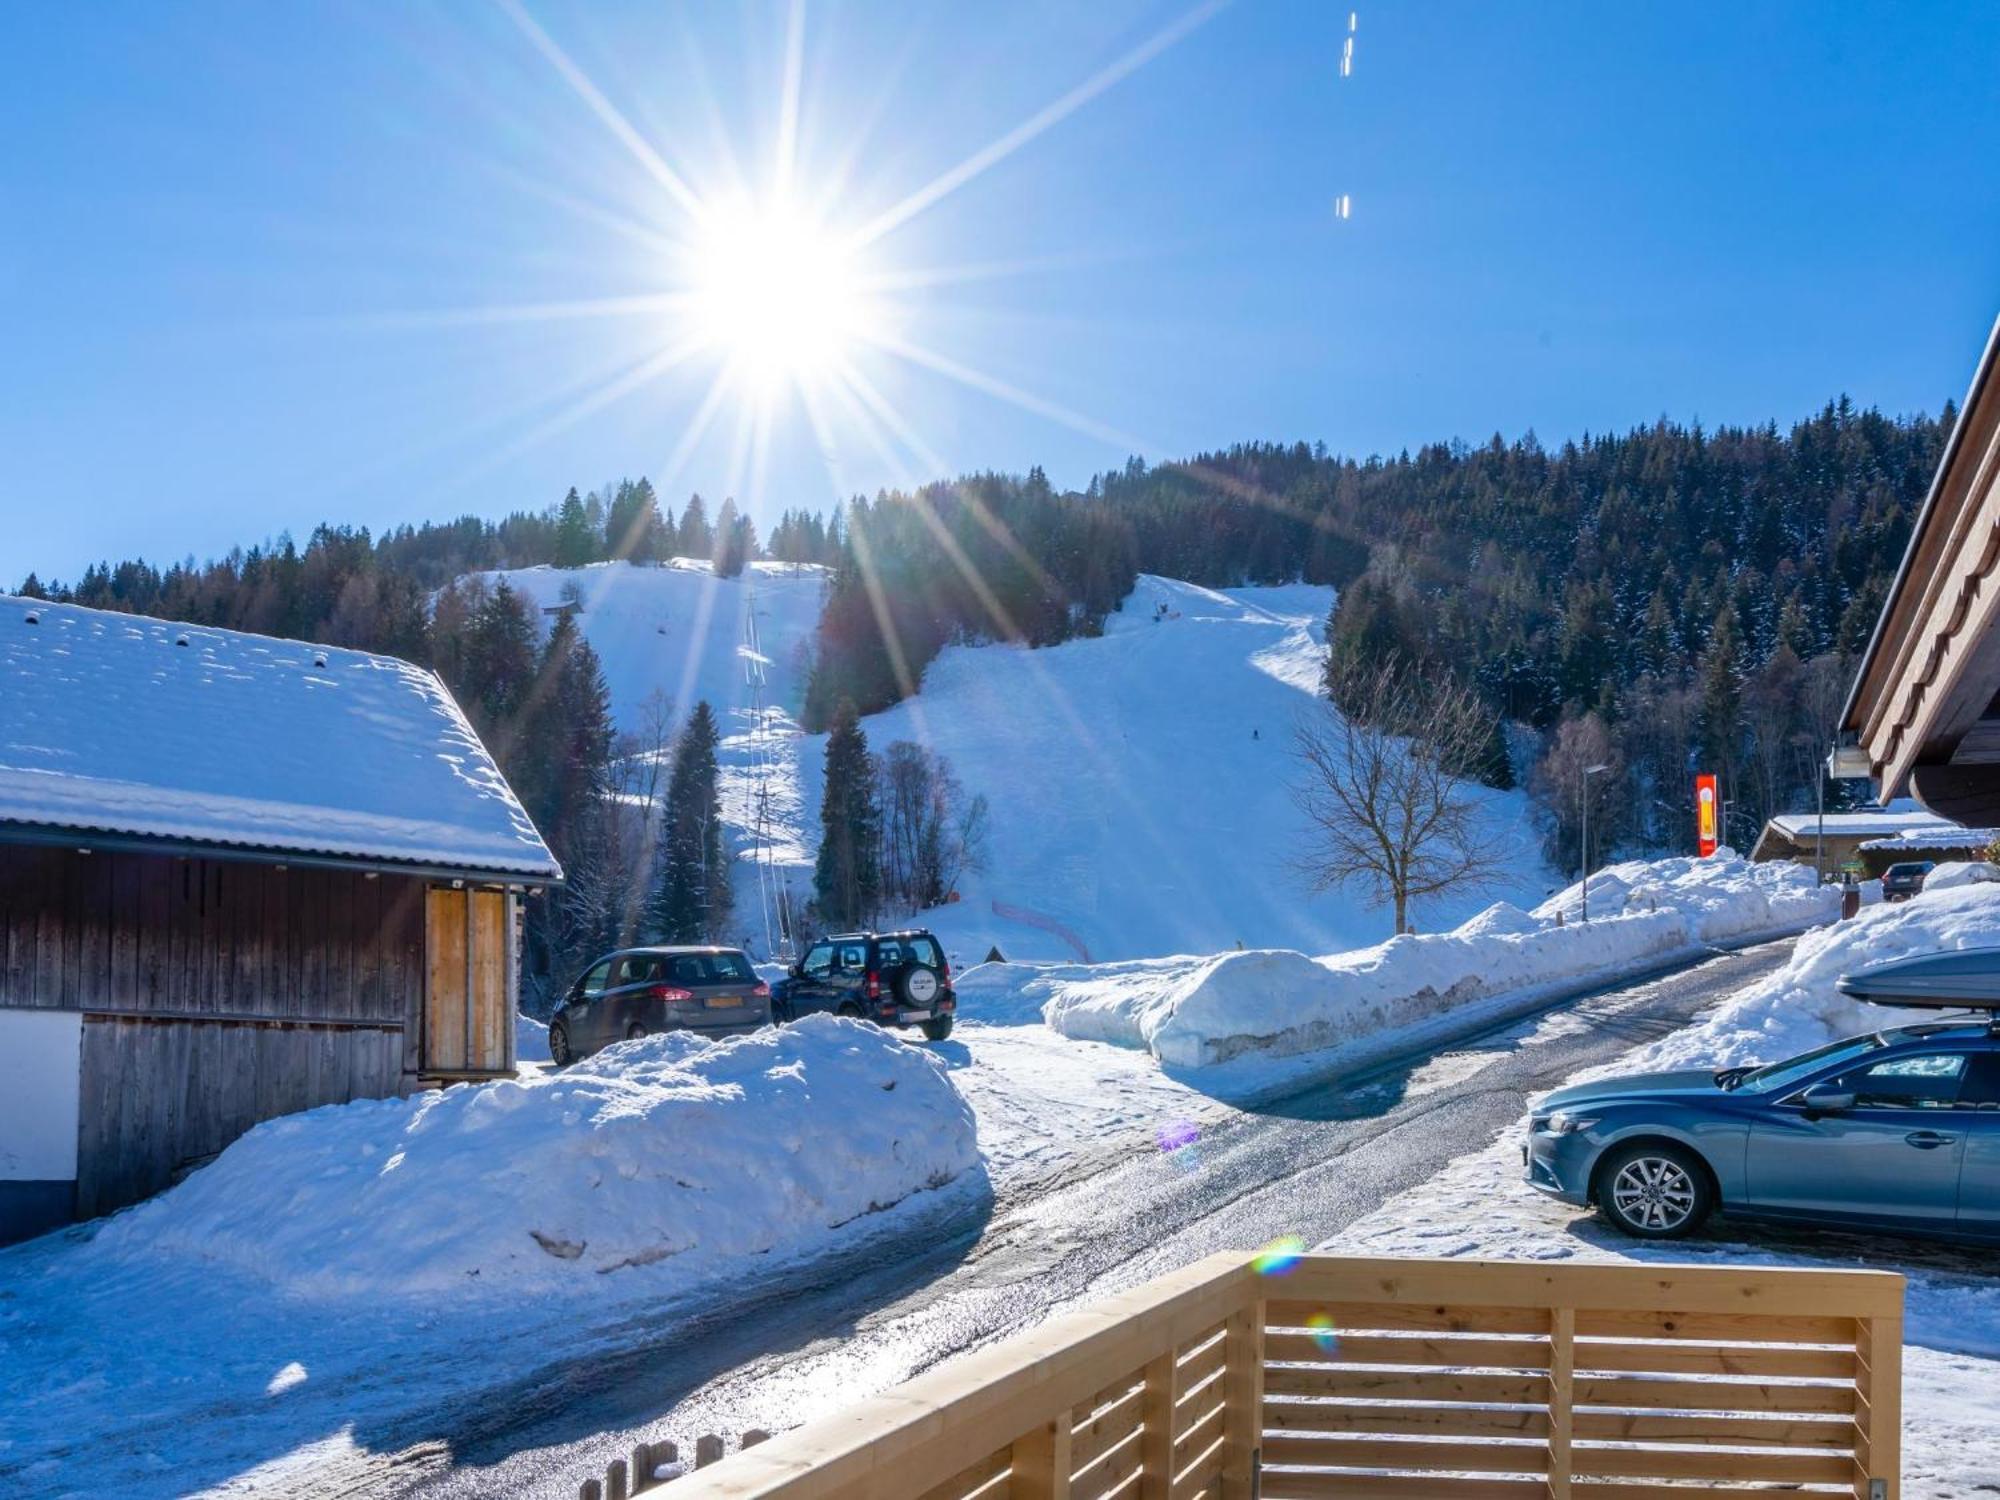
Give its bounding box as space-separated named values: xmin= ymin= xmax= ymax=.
xmin=898 ymin=966 xmax=941 ymax=1006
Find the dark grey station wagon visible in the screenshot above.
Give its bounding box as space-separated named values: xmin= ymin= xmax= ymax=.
xmin=548 ymin=946 xmax=771 ymax=1064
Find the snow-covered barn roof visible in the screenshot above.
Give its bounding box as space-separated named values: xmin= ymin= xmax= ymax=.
xmin=0 ymin=596 xmax=560 ymax=882
xmin=1763 ymin=808 xmax=1961 ymax=841
xmin=1858 ymin=826 xmax=2000 ymax=853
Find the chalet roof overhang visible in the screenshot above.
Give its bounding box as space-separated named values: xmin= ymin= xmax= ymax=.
xmin=1842 ymin=313 xmax=2000 ymax=823
xmin=0 ymin=819 xmax=560 ymax=891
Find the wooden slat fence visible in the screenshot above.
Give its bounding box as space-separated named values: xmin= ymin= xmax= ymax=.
xmin=659 ymin=1253 xmax=1903 ymax=1500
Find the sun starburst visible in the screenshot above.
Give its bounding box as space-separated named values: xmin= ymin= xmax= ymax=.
xmin=418 ymin=0 xmax=1238 ymax=516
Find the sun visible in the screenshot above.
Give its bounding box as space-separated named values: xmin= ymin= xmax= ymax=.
xmin=683 ymin=196 xmax=879 ymax=394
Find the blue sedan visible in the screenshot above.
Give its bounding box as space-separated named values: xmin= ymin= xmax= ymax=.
xmin=1525 ymin=1020 xmax=2000 ymax=1240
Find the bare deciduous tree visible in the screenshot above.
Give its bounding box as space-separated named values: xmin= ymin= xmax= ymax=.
xmin=1531 ymin=712 xmax=1625 ymax=875
xmin=877 ymin=740 xmax=988 ymax=913
xmin=1291 ymin=661 xmax=1510 ymax=935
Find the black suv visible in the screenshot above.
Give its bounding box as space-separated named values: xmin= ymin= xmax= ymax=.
xmin=1882 ymin=860 xmax=1936 ymax=902
xmin=548 ymin=946 xmax=771 ymax=1065
xmin=773 ymin=930 xmax=958 ymax=1041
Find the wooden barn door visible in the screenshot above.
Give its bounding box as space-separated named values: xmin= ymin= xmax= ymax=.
xmin=423 ymin=887 xmax=512 ymax=1077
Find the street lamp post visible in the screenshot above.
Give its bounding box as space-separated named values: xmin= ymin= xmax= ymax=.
xmin=1816 ymin=748 xmax=1828 ymax=885
xmin=1581 ymin=763 xmax=1611 ymax=921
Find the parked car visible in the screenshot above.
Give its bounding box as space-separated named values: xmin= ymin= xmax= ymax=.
xmin=1881 ymin=859 xmax=1937 ymax=902
xmin=548 ymin=946 xmax=770 ymax=1064
xmin=1525 ymin=1012 xmax=2000 ymax=1242
xmin=772 ymin=929 xmax=958 ymax=1041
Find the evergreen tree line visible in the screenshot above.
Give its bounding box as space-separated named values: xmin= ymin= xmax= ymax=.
xmin=18 ymin=391 xmax=1952 ymax=905
xmin=18 ymin=476 xmax=768 ymax=651
xmin=801 ymin=468 xmax=1136 ymax=728
xmin=812 ymin=703 xmax=988 ymax=931
xmin=791 ymin=400 xmax=1945 ymax=866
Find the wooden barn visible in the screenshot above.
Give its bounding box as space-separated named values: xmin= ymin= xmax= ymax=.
xmin=0 ymin=596 xmax=561 ymax=1245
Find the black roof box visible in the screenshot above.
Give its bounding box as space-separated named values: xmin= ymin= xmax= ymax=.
xmin=1836 ymin=946 xmax=2000 ymax=1009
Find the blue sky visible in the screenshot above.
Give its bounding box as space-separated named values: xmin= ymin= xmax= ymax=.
xmin=4 ymin=2 xmax=1998 ymax=582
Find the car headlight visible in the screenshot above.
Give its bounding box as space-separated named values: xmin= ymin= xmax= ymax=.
xmin=1547 ymin=1110 xmax=1599 ymax=1135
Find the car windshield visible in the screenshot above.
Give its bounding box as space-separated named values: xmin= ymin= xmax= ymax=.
xmin=1732 ymin=1034 xmax=1886 ymax=1093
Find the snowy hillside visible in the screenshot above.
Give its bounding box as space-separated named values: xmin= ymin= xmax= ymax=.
xmin=483 ymin=564 xmax=1552 ymax=963
xmin=803 ymin=576 xmax=1551 ymax=962
xmin=477 ymin=559 xmax=827 ymax=951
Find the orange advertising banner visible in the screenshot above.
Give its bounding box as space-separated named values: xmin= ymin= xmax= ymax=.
xmin=1695 ymin=773 xmax=1719 ymax=856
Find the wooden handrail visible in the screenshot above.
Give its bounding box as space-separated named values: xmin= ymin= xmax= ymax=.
xmin=636 ymin=1253 xmax=1906 ymax=1500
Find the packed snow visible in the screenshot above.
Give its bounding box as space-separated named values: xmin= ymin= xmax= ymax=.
xmin=0 ymin=595 xmax=558 ymax=877
xmin=960 ymin=850 xmax=1843 ymax=1075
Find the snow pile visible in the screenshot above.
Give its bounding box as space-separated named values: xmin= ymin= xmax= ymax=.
xmin=973 ymin=852 xmax=1843 ymax=1069
xmin=81 ymin=1017 xmax=977 ymax=1297
xmin=515 ymin=1011 xmax=551 ymax=1064
xmin=1921 ymin=860 xmax=2000 ymax=892
xmin=1532 ymin=848 xmax=1835 ymax=940
xmin=1606 ymin=880 xmax=2000 ymax=1076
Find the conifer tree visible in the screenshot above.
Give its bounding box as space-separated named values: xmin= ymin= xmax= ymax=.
xmin=653 ymin=701 xmax=730 ymax=942
xmin=814 ymin=701 xmax=880 ymax=928
xmin=714 ymin=498 xmax=747 ymax=576
xmin=605 ymin=478 xmax=668 ymax=563
xmin=554 ymin=488 xmax=596 ymax=568
xmin=678 ymin=495 xmax=713 ymax=561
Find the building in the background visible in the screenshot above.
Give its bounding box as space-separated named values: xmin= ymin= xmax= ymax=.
xmin=0 ymin=598 xmax=560 ymax=1245
xmin=1748 ymin=806 xmax=1991 ymax=874
xmin=1841 ymin=316 xmax=2000 ymax=819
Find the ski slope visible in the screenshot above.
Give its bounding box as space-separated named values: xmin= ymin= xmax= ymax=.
xmin=482 ymin=564 xmax=1552 ymax=963
xmin=800 ymin=576 xmax=1551 ymax=962
xmin=477 ymin=559 xmax=826 ymax=953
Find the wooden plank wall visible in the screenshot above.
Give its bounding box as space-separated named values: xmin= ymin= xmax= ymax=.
xmin=0 ymin=845 xmax=436 ymax=1217
xmin=74 ymin=1016 xmax=404 ymax=1217
xmin=0 ymin=845 xmax=426 ymax=1026
xmin=423 ymin=886 xmax=510 ymax=1076
xmin=425 ymin=886 xmax=469 ymax=1073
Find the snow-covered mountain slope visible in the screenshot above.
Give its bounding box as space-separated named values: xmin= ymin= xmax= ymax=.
xmin=477 ymin=559 xmax=827 ymax=944
xmin=799 ymin=576 xmax=1550 ymax=962
xmin=483 ymin=564 xmax=1552 ymax=963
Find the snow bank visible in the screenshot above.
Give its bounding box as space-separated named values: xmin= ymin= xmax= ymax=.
xmin=1921 ymin=860 xmax=2000 ymax=892
xmin=515 ymin=1011 xmax=551 ymax=1064
xmin=81 ymin=1017 xmax=977 ymax=1298
xmin=979 ymin=853 xmax=1841 ymax=1069
xmin=1608 ymin=881 xmax=2000 ymax=1076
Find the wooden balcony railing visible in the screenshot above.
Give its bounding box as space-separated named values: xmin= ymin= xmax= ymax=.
xmin=660 ymin=1251 xmax=1904 ymax=1500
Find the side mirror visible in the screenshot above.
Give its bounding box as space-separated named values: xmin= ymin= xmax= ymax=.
xmin=789 ymin=963 xmax=804 ymax=979
xmin=1800 ymin=1083 xmax=1856 ymax=1115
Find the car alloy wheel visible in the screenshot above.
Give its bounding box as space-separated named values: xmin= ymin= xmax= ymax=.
xmin=1610 ymin=1155 xmax=1698 ymax=1232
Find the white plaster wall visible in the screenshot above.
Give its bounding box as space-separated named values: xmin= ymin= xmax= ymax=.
xmin=0 ymin=1010 xmax=82 ymax=1180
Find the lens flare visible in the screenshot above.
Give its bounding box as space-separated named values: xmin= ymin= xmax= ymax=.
xmin=1252 ymin=1235 xmax=1306 ymax=1276
xmin=1305 ymin=1311 xmax=1340 ymax=1353
xmin=1158 ymin=1120 xmax=1199 ymax=1153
